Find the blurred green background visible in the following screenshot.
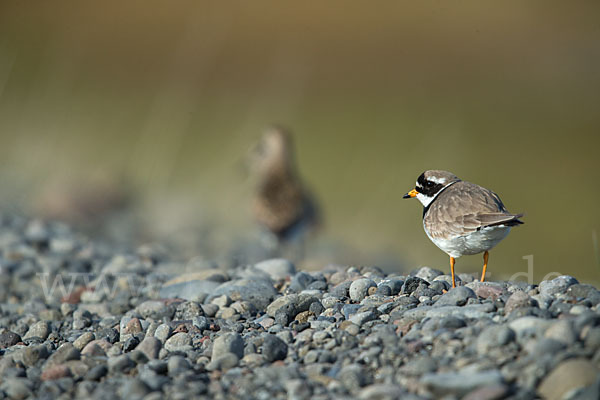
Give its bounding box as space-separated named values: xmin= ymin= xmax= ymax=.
xmin=0 ymin=1 xmax=599 ymax=282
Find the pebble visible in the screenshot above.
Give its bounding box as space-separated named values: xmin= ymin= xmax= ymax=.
xmin=207 ymin=278 xmax=278 ymax=310
xmin=566 ymin=284 xmax=600 ymax=305
xmin=108 ymin=354 xmax=135 ymax=373
xmin=289 ymin=271 xmax=315 ymax=292
xmin=476 ymin=325 xmax=516 ymax=355
xmin=504 ymin=290 xmax=534 ymax=314
xmin=73 ymin=332 xmax=95 ymax=350
xmin=153 ymin=323 xmax=172 ymax=343
xmin=254 ymin=258 xmax=296 ymax=280
xmin=159 ymin=279 xmax=216 ymax=301
xmin=467 ymin=281 xmax=505 ymax=300
xmin=81 ymin=339 xmax=111 ymax=356
xmin=41 ymin=364 xmax=71 ymax=381
xmin=46 ymin=343 xmax=80 ymax=365
xmin=207 ymin=352 xmax=240 ymax=371
xmin=434 ymin=286 xmax=476 ymax=306
xmin=349 ymin=311 xmax=378 ymax=326
xmin=0 ymin=331 xmax=22 ymax=348
xmin=538 ymin=358 xmax=599 ymax=400
xmin=22 ymin=321 xmax=50 ymax=340
xmin=164 ymin=332 xmax=192 ymax=352
xmin=413 ymin=266 xmax=443 ymax=282
xmin=508 ymin=316 xmax=553 ymax=339
xmin=262 ymin=334 xmax=288 ymax=362
xmin=544 ymin=319 xmax=577 ymax=345
xmin=85 ymin=364 xmax=108 ymax=381
xmin=421 ymin=369 xmax=503 ymax=397
xmin=167 ymin=355 xmax=190 ymax=374
xmin=349 ymin=278 xmax=377 ymax=302
xmin=0 ymin=219 xmax=599 ymax=399
xmin=212 ymin=332 xmax=244 ymax=361
xmin=119 ymin=378 xmax=150 ymax=399
xmin=539 ymin=275 xmax=579 ymax=296
xmin=137 ymin=337 xmax=162 ymax=359
xmin=136 ymin=300 xmax=173 ymax=320
xmin=402 ymin=276 xmax=429 ymax=295
xmin=21 ymin=344 xmax=49 ymax=366
xmin=0 ymin=378 xmax=32 ymax=400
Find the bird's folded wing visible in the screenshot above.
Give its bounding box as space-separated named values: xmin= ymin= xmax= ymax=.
xmin=426 ymin=182 xmax=522 ymax=238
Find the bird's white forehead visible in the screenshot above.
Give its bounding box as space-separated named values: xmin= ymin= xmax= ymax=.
xmin=427 ymin=176 xmax=448 ymax=184
xmin=416 ymin=175 xmax=447 ymax=187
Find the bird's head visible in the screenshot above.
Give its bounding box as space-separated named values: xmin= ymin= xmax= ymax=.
xmin=403 ymin=170 xmax=461 ymax=207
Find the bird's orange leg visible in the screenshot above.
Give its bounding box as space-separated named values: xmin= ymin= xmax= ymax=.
xmin=481 ymin=251 xmax=489 ymax=282
xmin=450 ymin=256 xmax=456 ymax=288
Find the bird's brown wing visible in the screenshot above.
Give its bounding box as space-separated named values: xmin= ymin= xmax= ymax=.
xmin=425 ymin=181 xmax=523 ymax=238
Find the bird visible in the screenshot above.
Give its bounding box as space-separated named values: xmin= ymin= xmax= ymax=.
xmin=247 ymin=126 xmax=319 ymax=257
xmin=403 ymin=170 xmax=523 ymax=288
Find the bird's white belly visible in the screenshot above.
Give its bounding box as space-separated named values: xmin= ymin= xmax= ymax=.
xmin=425 ymin=225 xmax=511 ymax=258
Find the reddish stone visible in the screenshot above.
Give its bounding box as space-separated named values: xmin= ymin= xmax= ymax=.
xmin=81 ymin=339 xmax=111 ymax=356
xmin=41 ymin=364 xmax=71 ymax=381
xmin=475 ymin=285 xmax=504 ymax=301
xmin=123 ymin=318 xmax=143 ymax=335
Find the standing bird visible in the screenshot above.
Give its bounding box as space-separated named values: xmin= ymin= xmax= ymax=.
xmin=247 ymin=126 xmax=319 ymax=257
xmin=403 ymin=170 xmax=523 ymax=287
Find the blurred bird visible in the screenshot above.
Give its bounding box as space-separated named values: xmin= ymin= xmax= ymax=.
xmin=247 ymin=126 xmax=319 ymax=258
xmin=404 ymin=170 xmax=523 ymax=287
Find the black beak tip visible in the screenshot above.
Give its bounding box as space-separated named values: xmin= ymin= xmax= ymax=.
xmin=402 ymin=193 xmax=411 ymax=199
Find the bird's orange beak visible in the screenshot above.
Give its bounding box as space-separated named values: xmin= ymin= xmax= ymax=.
xmin=403 ymin=189 xmax=418 ymax=199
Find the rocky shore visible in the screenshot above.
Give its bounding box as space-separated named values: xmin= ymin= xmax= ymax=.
xmin=0 ymin=216 xmax=599 ymax=399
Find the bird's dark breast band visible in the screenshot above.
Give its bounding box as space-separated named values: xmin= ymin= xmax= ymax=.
xmin=422 ymin=180 xmax=459 ymax=219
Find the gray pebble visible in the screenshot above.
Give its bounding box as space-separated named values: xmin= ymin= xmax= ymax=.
xmin=0 ymin=331 xmax=22 ymax=348
xmin=136 ymin=300 xmax=174 ymax=320
xmin=544 ymin=319 xmax=577 ymax=345
xmin=108 ymin=354 xmax=135 ymax=373
xmin=539 ymin=275 xmax=579 ymax=296
xmin=349 ymin=278 xmax=377 ymax=302
xmin=23 ymin=321 xmax=50 ymax=340
xmin=154 ymin=323 xmax=172 ymax=343
xmin=46 ymin=343 xmax=80 ymax=365
xmin=85 ymin=364 xmax=108 ymax=381
xmin=207 ymin=278 xmax=277 ymax=310
xmin=212 ymin=332 xmax=244 ymax=360
xmin=167 ymin=355 xmax=190 ymax=374
xmin=164 ymin=332 xmax=192 ymax=352
xmin=262 ymin=334 xmax=288 ymax=362
xmin=207 ymin=352 xmax=240 ymax=371
xmin=0 ymin=377 xmax=32 ymax=400
xmin=413 ymin=266 xmax=444 ymax=282
xmin=118 ymin=378 xmax=150 ymax=400
xmin=421 ymin=369 xmax=503 ymax=397
xmin=254 ymin=258 xmax=296 ymax=280
xmin=401 ymin=277 xmax=429 ymax=295
xmin=435 ymin=286 xmax=476 ymax=307
xmin=338 ymin=364 xmax=369 ymax=391
xmin=476 ymin=325 xmax=516 ymax=355
xmin=349 ymin=311 xmax=378 ymax=326
xmin=331 ymin=281 xmax=353 ymax=297
xmin=21 ymin=344 xmax=49 ymax=367
xmin=73 ymin=332 xmax=95 ymax=350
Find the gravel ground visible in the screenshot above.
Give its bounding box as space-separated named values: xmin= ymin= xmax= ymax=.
xmin=0 ymin=216 xmax=599 ymax=400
